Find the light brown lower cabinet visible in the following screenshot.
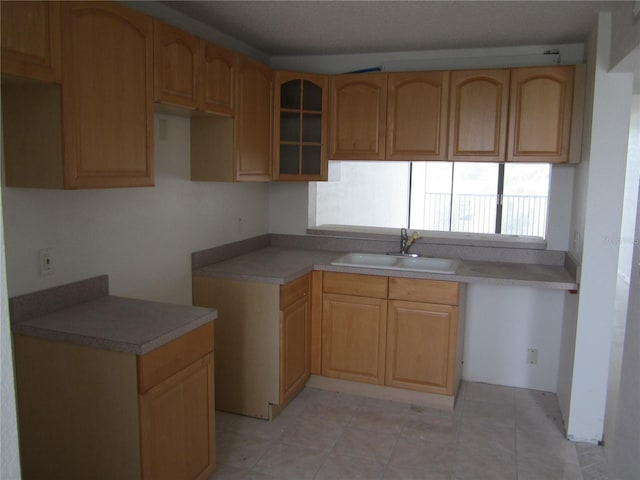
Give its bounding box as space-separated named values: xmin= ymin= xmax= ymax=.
xmin=322 ymin=293 xmax=388 ymax=384
xmin=320 ymin=272 xmax=464 ymax=397
xmin=386 ymin=300 xmax=458 ymax=395
xmin=192 ymin=273 xmax=310 ymax=419
xmin=13 ymin=322 xmax=215 ymax=480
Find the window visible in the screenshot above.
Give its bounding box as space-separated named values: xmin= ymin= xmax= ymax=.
xmin=314 ymin=161 xmax=550 ymax=237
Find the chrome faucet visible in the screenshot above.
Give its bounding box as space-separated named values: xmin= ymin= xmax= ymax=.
xmin=399 ymin=228 xmax=421 ymax=256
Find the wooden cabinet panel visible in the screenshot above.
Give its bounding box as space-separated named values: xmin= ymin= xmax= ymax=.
xmin=310 ymin=270 xmax=323 ymax=375
xmin=139 ymin=353 xmax=215 ymax=480
xmin=235 ymin=55 xmax=273 ymax=181
xmin=200 ymin=40 xmax=235 ymax=115
xmin=322 ymin=293 xmax=387 ymax=384
xmin=280 ymin=295 xmax=311 ymax=404
xmin=389 ymin=277 xmax=459 ymax=305
xmin=508 ymin=66 xmax=574 ymax=163
xmin=386 ymin=301 xmax=458 ymax=394
xmin=280 ymin=272 xmax=310 ymax=307
xmin=387 ymin=71 xmax=449 ymax=160
xmin=0 ymin=1 xmax=61 ymax=82
xmin=323 ymin=271 xmax=388 ymax=298
xmin=154 ymin=19 xmax=199 ymax=109
xmin=137 ymin=322 xmax=214 ymax=393
xmin=329 ymin=73 xmax=387 ymax=160
xmin=449 ymin=69 xmax=509 ymax=162
xmin=274 ymin=71 xmax=328 ymax=180
xmin=61 ymin=1 xmax=153 ymax=188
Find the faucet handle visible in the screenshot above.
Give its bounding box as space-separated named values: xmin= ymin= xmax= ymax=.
xmin=401 ymin=228 xmax=408 ymax=239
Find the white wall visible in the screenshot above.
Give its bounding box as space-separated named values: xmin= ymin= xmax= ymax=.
xmin=0 ymin=189 xmax=21 ymax=480
xmin=611 ymin=169 xmax=640 ymax=480
xmin=462 ymin=284 xmax=565 ymax=392
xmin=268 ymin=182 xmax=309 ymax=235
xmin=564 ymin=12 xmax=634 ymax=443
xmin=2 ymin=114 xmax=270 ymax=304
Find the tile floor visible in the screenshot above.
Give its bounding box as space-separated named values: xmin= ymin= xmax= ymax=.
xmin=209 ymin=382 xmax=610 ymax=480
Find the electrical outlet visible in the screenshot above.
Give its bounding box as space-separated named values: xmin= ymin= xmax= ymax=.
xmin=527 ymin=348 xmax=538 ymax=365
xmin=39 ymin=249 xmax=54 ymax=276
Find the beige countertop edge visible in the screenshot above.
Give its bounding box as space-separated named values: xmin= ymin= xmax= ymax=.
xmin=13 ymin=315 xmax=216 ymax=355
xmin=12 ymin=305 xmax=218 ymax=356
xmin=194 ymin=259 xmax=578 ymax=291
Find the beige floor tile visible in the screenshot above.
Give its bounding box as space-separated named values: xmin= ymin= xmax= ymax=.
xmin=224 ymin=413 xmax=291 ymax=441
xmin=213 ymin=383 xmax=609 ymax=480
xmin=382 ymin=464 xmax=450 ymax=480
xmin=401 ymin=411 xmax=458 ymax=442
xmin=518 ymin=456 xmax=584 ymax=480
xmin=452 ymin=442 xmax=517 ymax=480
xmin=333 ymin=426 xmax=399 ymax=464
xmin=215 ymin=432 xmax=273 ymax=470
xmin=208 ymin=464 xmax=280 ymax=480
xmin=314 ymin=454 xmax=386 ymax=480
xmin=461 ymin=399 xmax=516 ymax=428
xmin=457 ymin=418 xmax=515 ymax=454
xmin=517 ymin=427 xmax=579 ymax=461
xmin=252 ymin=442 xmax=326 ymax=480
xmin=280 ymin=415 xmax=344 ymax=451
xmin=389 ymin=435 xmax=454 ymax=472
xmin=350 ymin=400 xmax=409 ymax=434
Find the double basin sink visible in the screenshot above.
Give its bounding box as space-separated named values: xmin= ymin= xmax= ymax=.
xmin=330 ymin=252 xmax=460 ymax=275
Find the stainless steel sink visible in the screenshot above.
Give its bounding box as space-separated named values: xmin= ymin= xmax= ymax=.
xmin=330 ymin=253 xmax=460 ymax=274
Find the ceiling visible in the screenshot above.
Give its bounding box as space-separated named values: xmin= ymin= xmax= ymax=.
xmin=162 ymin=0 xmax=624 ymax=57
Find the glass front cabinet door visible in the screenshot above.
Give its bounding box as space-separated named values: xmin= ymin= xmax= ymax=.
xmin=273 ymin=72 xmax=328 ymax=181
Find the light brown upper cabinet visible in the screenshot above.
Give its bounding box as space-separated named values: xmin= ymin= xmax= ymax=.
xmin=61 ymin=2 xmax=154 ymax=188
xmin=273 ymin=71 xmax=328 ymax=181
xmin=386 ymin=71 xmax=449 ymax=161
xmin=154 ymin=20 xmax=199 ymax=110
xmin=234 ymin=55 xmax=273 ymax=181
xmin=154 ymin=19 xmax=236 ymax=116
xmin=448 ymin=69 xmax=510 ymax=162
xmin=507 ymin=66 xmax=574 ymax=163
xmin=199 ymin=40 xmax=235 ymax=116
xmin=329 ymin=73 xmax=388 ymax=160
xmin=0 ymin=1 xmax=61 ymax=83
xmin=3 ymin=1 xmax=154 ymax=189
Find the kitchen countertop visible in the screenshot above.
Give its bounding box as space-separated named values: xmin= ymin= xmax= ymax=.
xmin=193 ymin=246 xmax=578 ymax=290
xmin=10 ymin=277 xmax=217 ymax=355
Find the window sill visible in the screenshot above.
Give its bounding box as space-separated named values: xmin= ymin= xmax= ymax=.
xmin=307 ymin=225 xmax=547 ymax=250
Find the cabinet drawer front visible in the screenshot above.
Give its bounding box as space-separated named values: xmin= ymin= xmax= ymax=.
xmin=280 ymin=273 xmax=310 ymax=308
xmin=389 ymin=277 xmax=459 ymax=305
xmin=137 ymin=322 xmax=214 ymax=393
xmin=323 ymin=272 xmax=388 ymax=298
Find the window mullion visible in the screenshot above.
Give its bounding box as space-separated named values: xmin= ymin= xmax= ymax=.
xmin=495 ymin=164 xmax=505 ymax=233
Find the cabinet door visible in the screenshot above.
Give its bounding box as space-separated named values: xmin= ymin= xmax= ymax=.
xmin=507 ymin=66 xmax=574 ymax=163
xmin=154 ymin=19 xmax=199 ymax=110
xmin=322 ymin=293 xmax=387 ymax=385
xmin=274 ymin=71 xmax=328 ymax=181
xmin=200 ymin=40 xmax=235 ymax=115
xmin=386 ymin=300 xmax=458 ymax=395
xmin=448 ymin=69 xmax=509 ymax=162
xmin=61 ymin=1 xmax=153 ymax=188
xmin=139 ymin=354 xmax=215 ymax=480
xmin=0 ymin=1 xmax=61 ymax=82
xmin=280 ymin=295 xmax=311 ymax=404
xmin=387 ymin=71 xmax=449 ymax=160
xmin=235 ymin=55 xmax=273 ymax=181
xmin=329 ymin=73 xmax=387 ymax=160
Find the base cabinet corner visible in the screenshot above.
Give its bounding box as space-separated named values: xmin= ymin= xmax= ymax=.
xmin=13 ymin=323 xmax=215 ymax=480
